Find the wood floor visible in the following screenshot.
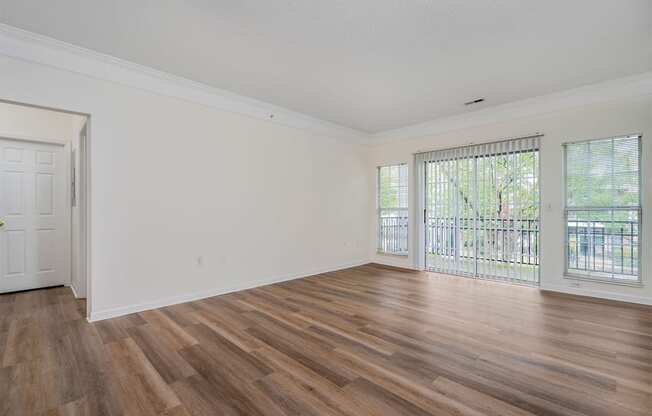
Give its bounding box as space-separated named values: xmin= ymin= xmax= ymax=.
xmin=1 ymin=264 xmax=651 ymax=416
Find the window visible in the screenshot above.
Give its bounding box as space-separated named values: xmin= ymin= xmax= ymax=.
xmin=377 ymin=164 xmax=408 ymax=254
xmin=564 ymin=135 xmax=642 ymax=283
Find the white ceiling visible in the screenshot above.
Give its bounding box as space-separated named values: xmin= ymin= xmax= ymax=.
xmin=1 ymin=1 xmax=650 ymax=133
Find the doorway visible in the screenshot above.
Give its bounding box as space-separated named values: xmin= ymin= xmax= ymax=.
xmin=417 ymin=135 xmax=541 ymax=285
xmin=0 ymin=100 xmax=90 ymax=315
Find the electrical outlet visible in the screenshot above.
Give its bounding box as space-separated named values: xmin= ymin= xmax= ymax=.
xmin=569 ymin=281 xmax=580 ymax=288
xmin=196 ymin=256 xmax=203 ymax=267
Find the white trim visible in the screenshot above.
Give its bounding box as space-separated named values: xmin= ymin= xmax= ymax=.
xmin=79 ymin=120 xmax=90 ymax=313
xmin=371 ymin=72 xmax=652 ymax=143
xmin=0 ymin=131 xmax=68 ymax=146
xmin=63 ymin=141 xmax=72 ymax=288
xmin=2 ymin=24 xmax=652 ymax=145
xmin=372 ymin=257 xmax=418 ymax=271
xmin=88 ymin=260 xmax=369 ymax=322
xmin=541 ymin=284 xmax=652 ymax=306
xmin=69 ymin=283 xmax=80 ymax=299
xmin=563 ymin=274 xmax=643 ymax=288
xmin=0 ymin=24 xmax=366 ymax=143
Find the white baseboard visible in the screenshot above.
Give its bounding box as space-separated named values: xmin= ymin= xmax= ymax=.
xmin=540 ymin=284 xmax=652 ymax=306
xmin=70 ymin=284 xmax=80 ymax=299
xmin=371 ymin=255 xmax=417 ymax=271
xmin=69 ymin=283 xmax=87 ymax=299
xmin=88 ymin=259 xmax=369 ymax=322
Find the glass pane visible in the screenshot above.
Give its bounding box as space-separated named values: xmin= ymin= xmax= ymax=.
xmin=566 ymin=135 xmax=640 ymax=208
xmin=566 ymin=209 xmax=640 ymax=280
xmin=378 ymin=164 xmax=408 ymax=254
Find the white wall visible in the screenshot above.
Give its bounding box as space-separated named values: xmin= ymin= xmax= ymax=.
xmin=368 ymin=95 xmax=652 ymax=304
xmin=0 ymin=55 xmax=370 ymax=320
xmin=0 ymin=101 xmax=80 ymax=142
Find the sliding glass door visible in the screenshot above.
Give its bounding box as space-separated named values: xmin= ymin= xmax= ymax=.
xmin=420 ymin=136 xmax=540 ymax=285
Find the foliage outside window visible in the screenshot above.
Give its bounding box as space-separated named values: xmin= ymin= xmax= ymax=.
xmin=564 ymin=135 xmax=642 ymax=282
xmin=377 ymin=164 xmax=408 ymax=254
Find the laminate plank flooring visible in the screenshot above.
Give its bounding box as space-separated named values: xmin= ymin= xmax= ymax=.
xmin=1 ymin=264 xmax=651 ymax=415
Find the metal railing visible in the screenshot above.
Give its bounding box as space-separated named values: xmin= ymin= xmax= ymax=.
xmin=567 ymin=219 xmax=639 ymax=276
xmin=378 ymin=209 xmax=408 ymax=254
xmin=380 ymin=213 xmax=639 ymax=278
xmin=426 ymin=217 xmax=540 ymax=266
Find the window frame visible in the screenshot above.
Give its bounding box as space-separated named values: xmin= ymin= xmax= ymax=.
xmin=562 ymin=134 xmax=643 ymax=285
xmin=376 ymin=163 xmax=409 ymax=256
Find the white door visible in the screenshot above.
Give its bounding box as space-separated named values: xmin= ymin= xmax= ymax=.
xmin=0 ymin=138 xmax=69 ymax=293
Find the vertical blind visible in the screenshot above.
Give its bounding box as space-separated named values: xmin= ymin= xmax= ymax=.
xmin=564 ymin=135 xmax=641 ymax=281
xmin=416 ymin=135 xmax=541 ymax=284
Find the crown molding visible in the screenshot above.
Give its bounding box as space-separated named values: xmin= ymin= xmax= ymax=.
xmin=0 ymin=24 xmax=368 ymax=143
xmin=370 ymin=71 xmax=652 ymax=144
xmin=2 ymin=24 xmax=650 ymax=146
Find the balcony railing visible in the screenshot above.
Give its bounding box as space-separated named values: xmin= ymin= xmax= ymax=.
xmin=380 ymin=213 xmax=638 ymax=278
xmin=426 ymin=217 xmax=540 ymax=266
xmin=567 ymin=219 xmax=639 ymax=277
xmin=378 ymin=208 xmax=408 ymax=254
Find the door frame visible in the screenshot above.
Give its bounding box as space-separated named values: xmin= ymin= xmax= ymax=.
xmin=0 ymin=99 xmax=91 ymax=319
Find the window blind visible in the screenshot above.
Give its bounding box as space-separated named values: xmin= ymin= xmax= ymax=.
xmin=416 ymin=135 xmax=541 ymax=284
